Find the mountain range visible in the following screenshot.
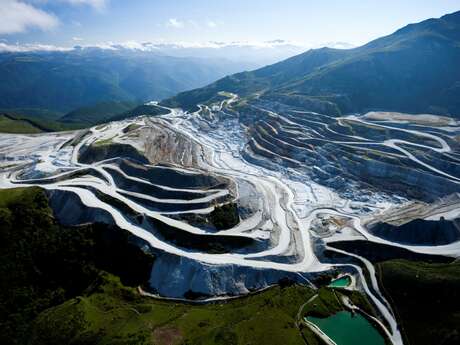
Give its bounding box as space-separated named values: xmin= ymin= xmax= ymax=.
xmin=1 ymin=11 xmax=459 ymax=127
xmin=0 ymin=48 xmax=256 ymax=115
xmin=164 ymin=11 xmax=460 ymax=117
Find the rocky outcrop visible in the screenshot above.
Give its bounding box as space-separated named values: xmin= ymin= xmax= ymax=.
xmin=148 ymin=252 xmax=305 ymax=298
xmin=47 ymin=189 xmax=114 ymax=226
xmin=79 ymin=143 xmax=148 ymax=164
xmin=369 ymin=217 xmax=460 ymax=246
xmin=328 ymin=240 xmax=454 ymax=263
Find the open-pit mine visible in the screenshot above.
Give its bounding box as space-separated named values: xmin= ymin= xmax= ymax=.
xmin=2 ymin=93 xmax=460 ymax=345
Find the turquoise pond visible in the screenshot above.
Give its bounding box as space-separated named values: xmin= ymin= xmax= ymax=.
xmin=328 ymin=276 xmax=352 ymax=288
xmin=306 ymin=311 xmax=386 ymax=345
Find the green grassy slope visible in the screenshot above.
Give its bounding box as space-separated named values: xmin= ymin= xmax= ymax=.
xmin=378 ymin=260 xmax=460 ymax=345
xmin=0 ymin=114 xmax=43 ymax=133
xmin=31 ymin=276 xmax=317 ymax=345
xmin=108 ymin=103 xmax=169 ymax=122
xmin=0 ymin=107 xmax=63 ymax=120
xmin=0 ymin=113 xmax=85 ymax=133
xmin=0 ymin=187 xmax=153 ymax=345
xmin=60 ymin=101 xmax=138 ymax=124
xmin=58 ymin=101 xmax=170 ymax=126
xmin=0 ymin=102 xmax=169 ymax=133
xmin=31 ymin=274 xmax=391 ymax=345
xmin=0 ymin=186 xmax=43 ymax=207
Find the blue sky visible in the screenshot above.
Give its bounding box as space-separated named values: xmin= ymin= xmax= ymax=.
xmin=1 ymin=0 xmax=460 ymax=48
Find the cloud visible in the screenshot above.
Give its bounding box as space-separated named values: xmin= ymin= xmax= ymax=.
xmin=0 ymin=39 xmax=354 ymax=54
xmin=321 ymin=41 xmax=356 ymax=49
xmin=0 ymin=40 xmax=307 ymax=53
xmin=206 ymin=21 xmax=217 ymax=28
xmin=0 ymin=0 xmax=59 ymax=35
xmin=0 ymin=42 xmax=72 ymax=52
xmin=110 ymin=40 xmax=149 ymax=50
xmin=166 ymin=18 xmax=184 ymax=29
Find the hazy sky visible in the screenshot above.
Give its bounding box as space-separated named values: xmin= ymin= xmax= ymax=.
xmin=1 ymin=0 xmax=460 ymax=48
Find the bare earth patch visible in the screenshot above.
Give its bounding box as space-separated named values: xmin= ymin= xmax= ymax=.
xmin=363 ymin=111 xmax=457 ymax=126
xmin=152 ymin=326 xmax=183 ymax=345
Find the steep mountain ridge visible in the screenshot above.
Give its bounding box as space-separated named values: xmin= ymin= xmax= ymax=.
xmin=165 ymin=10 xmax=460 ymax=117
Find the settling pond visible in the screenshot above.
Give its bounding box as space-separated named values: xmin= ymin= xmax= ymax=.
xmin=328 ymin=275 xmax=352 ymax=288
xmin=306 ymin=311 xmax=386 ymax=345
